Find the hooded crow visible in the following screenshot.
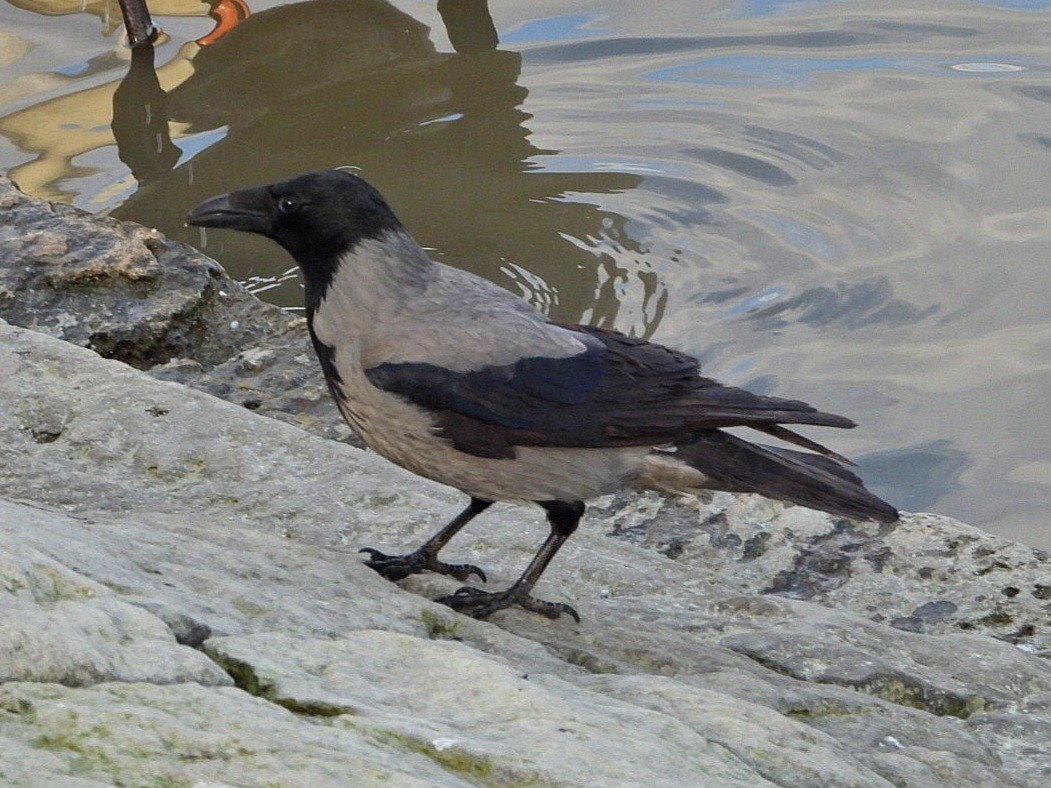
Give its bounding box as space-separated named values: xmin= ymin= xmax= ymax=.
xmin=187 ymin=169 xmax=898 ymax=621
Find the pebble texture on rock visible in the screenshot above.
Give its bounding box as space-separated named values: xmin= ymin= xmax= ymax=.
xmin=2 ymin=181 xmax=1050 ymax=786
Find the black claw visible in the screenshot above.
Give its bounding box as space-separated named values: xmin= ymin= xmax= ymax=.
xmin=359 ymin=546 xmax=487 ymax=583
xmin=360 ymin=548 xmax=421 ymax=581
xmin=455 ymin=563 xmax=488 ymax=583
xmin=437 ymin=585 xmax=580 ymax=622
xmin=528 ymin=599 xmax=581 ymax=623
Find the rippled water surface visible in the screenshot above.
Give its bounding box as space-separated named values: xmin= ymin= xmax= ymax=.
xmin=2 ymin=0 xmax=1051 ymax=547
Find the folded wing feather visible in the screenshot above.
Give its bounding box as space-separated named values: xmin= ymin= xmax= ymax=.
xmin=364 ymin=324 xmax=856 ymax=461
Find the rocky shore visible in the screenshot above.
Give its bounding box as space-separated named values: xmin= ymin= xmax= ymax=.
xmin=2 ymin=176 xmax=1050 ymax=786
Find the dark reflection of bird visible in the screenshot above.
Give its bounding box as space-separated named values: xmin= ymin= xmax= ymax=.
xmin=187 ymin=170 xmax=899 ymax=622
xmin=114 ymin=0 xmax=657 ymax=330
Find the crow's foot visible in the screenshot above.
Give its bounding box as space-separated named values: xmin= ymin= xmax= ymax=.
xmin=436 ymin=585 xmax=580 ymax=622
xmin=359 ymin=547 xmax=486 ymax=583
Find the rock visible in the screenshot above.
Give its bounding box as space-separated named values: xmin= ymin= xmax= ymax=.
xmin=578 ymin=673 xmax=1009 ymax=788
xmin=0 ymin=176 xmax=272 ymax=369
xmin=594 ymin=491 xmax=1051 ymax=657
xmin=715 ymin=597 xmax=1051 ymax=716
xmin=966 ymin=712 xmax=1051 ymax=781
xmin=0 ymin=539 xmax=230 ymax=687
xmin=203 ymin=631 xmax=794 ymax=787
xmin=0 ymin=681 xmax=474 ymax=787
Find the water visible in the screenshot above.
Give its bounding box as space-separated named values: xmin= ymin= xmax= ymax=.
xmin=2 ymin=0 xmax=1051 ymax=548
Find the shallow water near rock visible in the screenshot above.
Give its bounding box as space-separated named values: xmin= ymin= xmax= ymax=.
xmin=1 ymin=0 xmax=1051 ymax=548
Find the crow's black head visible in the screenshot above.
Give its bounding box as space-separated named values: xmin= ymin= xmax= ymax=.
xmin=187 ymin=169 xmax=403 ymax=282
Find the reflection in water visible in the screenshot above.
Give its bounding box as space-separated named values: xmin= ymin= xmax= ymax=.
xmin=742 ymin=125 xmax=844 ymax=171
xmin=742 ymin=276 xmax=938 ymax=330
xmin=436 ymin=0 xmax=496 ymax=54
xmin=687 ymin=147 xmax=797 ymax=187
xmin=6 ymin=0 xmax=130 ymax=35
xmin=111 ymin=44 xmax=179 ymax=180
xmin=6 ymin=0 xmax=245 ymax=43
xmin=527 ymin=30 xmax=883 ymax=67
xmin=110 ymin=0 xmax=654 ymax=330
xmin=859 ymin=441 xmax=971 ymax=514
xmin=0 ymin=37 xmax=199 ymax=203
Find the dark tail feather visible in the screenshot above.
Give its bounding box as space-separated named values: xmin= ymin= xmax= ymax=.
xmin=676 ymin=430 xmax=899 ymax=523
xmin=756 ymin=424 xmax=857 ymax=467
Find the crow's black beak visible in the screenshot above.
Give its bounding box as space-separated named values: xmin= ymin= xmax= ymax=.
xmin=186 ymin=186 xmax=271 ymax=235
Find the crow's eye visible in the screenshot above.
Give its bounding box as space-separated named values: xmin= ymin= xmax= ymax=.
xmin=276 ymin=195 xmax=298 ymax=215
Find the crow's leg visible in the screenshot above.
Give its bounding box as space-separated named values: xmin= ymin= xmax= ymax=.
xmin=437 ymin=500 xmax=584 ymax=622
xmin=361 ymin=497 xmax=491 ymax=582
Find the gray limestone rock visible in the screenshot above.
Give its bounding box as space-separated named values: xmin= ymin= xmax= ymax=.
xmin=595 ymin=491 xmax=1051 ymax=657
xmin=203 ymin=630 xmax=788 ymax=787
xmin=0 ymin=539 xmax=230 ymax=687
xmin=715 ymin=597 xmax=1051 ymax=716
xmin=967 ymin=712 xmax=1051 ymax=782
xmin=0 ymin=681 xmax=476 ymax=787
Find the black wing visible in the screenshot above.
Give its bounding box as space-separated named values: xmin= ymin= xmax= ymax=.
xmin=365 ymin=324 xmax=854 ymax=459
